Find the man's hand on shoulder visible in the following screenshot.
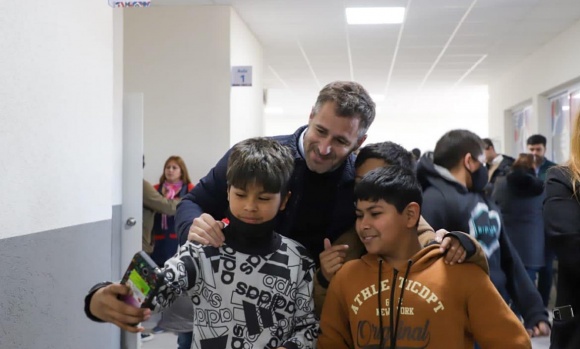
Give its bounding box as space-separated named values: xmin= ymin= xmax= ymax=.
xmin=188 ymin=213 xmax=226 ymax=247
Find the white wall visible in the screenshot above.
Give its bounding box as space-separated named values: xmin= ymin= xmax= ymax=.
xmin=124 ymin=6 xmax=233 ymax=185
xmin=229 ymin=8 xmax=264 ymax=145
xmin=489 ymin=18 xmax=580 ymax=156
xmin=265 ymin=86 xmax=489 ymax=152
xmin=113 ymin=10 xmax=124 ymax=205
xmin=0 ymin=1 xmax=114 ymax=239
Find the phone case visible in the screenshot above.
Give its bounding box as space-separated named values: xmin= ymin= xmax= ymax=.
xmin=120 ymin=251 xmax=165 ymax=310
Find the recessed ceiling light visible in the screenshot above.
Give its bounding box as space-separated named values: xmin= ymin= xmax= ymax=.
xmin=346 ymin=7 xmax=405 ymax=25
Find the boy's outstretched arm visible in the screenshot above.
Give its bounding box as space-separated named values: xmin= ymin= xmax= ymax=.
xmin=154 ymin=243 xmax=204 ymax=309
xmin=281 ymin=263 xmax=320 ymax=349
xmin=466 ymin=265 xmax=531 ymax=349
xmin=84 ymin=244 xmax=204 ymax=332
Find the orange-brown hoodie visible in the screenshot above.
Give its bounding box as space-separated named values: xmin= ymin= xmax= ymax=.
xmin=318 ymin=245 xmax=531 ymax=349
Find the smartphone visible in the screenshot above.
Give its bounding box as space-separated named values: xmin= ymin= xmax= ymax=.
xmin=120 ymin=251 xmax=165 ymax=310
xmin=553 ymin=305 xmax=575 ymax=321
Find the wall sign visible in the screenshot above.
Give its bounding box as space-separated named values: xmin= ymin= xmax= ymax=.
xmin=109 ymin=1 xmax=150 ymax=7
xmin=231 ymin=66 xmax=252 ymax=87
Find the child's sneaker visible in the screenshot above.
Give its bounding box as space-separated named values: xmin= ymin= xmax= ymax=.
xmin=141 ymin=333 xmax=154 ymax=342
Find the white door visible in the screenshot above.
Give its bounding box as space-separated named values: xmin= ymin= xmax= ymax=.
xmin=121 ymin=93 xmax=144 ymax=349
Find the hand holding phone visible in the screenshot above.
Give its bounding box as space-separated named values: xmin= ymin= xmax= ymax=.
xmin=120 ymin=251 xmax=165 ymax=310
xmin=89 ymin=284 xmax=151 ymax=333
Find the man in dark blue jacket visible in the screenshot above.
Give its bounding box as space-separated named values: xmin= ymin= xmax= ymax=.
xmin=416 ymin=129 xmax=550 ymax=339
xmin=176 ymin=81 xmax=376 ymax=262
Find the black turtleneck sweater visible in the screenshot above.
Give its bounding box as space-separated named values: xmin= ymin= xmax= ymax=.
xmin=290 ymin=164 xmax=345 ymax=265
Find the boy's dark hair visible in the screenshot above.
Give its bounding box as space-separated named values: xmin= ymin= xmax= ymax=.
xmin=227 ymin=138 xmax=294 ymax=193
xmin=433 ymin=129 xmax=485 ymax=170
xmin=526 ymin=134 xmax=547 ymax=146
xmin=355 ymin=142 xmax=415 ymax=171
xmin=482 ymin=138 xmax=494 ymax=150
xmin=355 ymin=165 xmax=422 ymax=214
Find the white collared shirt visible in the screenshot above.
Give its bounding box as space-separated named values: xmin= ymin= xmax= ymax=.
xmin=298 ymin=128 xmax=307 ymax=159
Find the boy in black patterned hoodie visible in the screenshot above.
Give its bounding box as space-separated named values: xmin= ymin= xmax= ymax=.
xmin=84 ymin=138 xmax=318 ymax=349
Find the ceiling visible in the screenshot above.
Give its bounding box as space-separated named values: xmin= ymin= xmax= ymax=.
xmin=154 ymin=0 xmax=580 ymax=117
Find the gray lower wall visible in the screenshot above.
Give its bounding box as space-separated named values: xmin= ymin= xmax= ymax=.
xmin=0 ymin=205 xmax=123 ymax=349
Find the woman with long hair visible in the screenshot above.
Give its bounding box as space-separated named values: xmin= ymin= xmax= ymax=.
xmin=150 ymin=156 xmax=194 ymax=267
xmin=149 ymin=156 xmax=194 ymax=341
xmin=544 ymin=112 xmax=580 ymax=348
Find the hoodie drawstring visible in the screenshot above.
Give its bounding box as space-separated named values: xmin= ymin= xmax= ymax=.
xmin=389 ymin=267 xmax=399 ymax=349
xmin=378 ymin=259 xmax=414 ymax=349
xmin=392 ymin=260 xmax=413 ymax=349
xmin=378 ymin=259 xmax=384 ymax=348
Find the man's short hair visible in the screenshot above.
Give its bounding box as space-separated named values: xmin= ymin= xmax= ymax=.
xmin=355 ymin=142 xmax=415 ymax=171
xmin=526 ymin=134 xmax=547 ymax=146
xmin=482 ymin=138 xmax=494 ymax=150
xmin=313 ymin=81 xmax=376 ymax=138
xmin=355 ymin=165 xmax=422 ymax=214
xmin=433 ymin=129 xmax=485 ymax=170
xmin=227 ymin=138 xmax=294 ymax=193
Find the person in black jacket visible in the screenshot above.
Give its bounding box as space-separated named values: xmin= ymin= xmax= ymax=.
xmin=177 ymin=81 xmax=376 ymax=262
xmin=492 ymin=154 xmax=545 ymax=285
xmin=416 ymin=129 xmax=550 ymax=338
xmin=544 ymin=115 xmax=580 ymax=349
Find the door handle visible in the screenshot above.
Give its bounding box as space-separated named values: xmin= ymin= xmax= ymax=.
xmin=126 ymin=217 xmax=137 ymax=226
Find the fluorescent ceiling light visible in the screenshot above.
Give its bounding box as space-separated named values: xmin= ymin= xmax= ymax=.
xmin=562 ymin=105 xmax=570 ymax=111
xmin=346 ymin=7 xmax=405 ymax=25
xmin=264 ymin=107 xmax=284 ymax=114
xmin=370 ymin=94 xmax=385 ymax=102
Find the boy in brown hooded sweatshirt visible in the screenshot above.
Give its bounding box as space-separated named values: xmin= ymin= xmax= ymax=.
xmin=318 ymin=165 xmax=530 ymax=349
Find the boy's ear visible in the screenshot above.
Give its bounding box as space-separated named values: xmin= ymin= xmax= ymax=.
xmin=279 ymin=191 xmax=291 ymax=211
xmin=463 ymin=153 xmax=473 ymax=171
xmin=226 ymin=187 xmax=230 ymax=201
xmin=405 ymin=202 xmax=421 ymax=228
